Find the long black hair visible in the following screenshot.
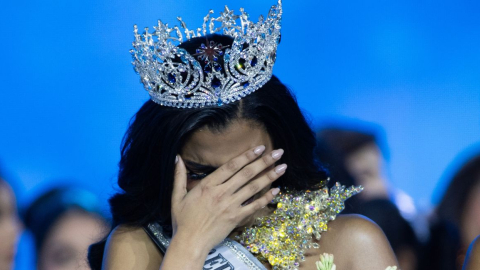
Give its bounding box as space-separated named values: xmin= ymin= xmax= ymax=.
xmin=88 ymin=34 xmax=328 ymax=268
xmin=437 ymin=151 xmax=480 ymax=228
xmin=419 ymin=148 xmax=480 ymax=270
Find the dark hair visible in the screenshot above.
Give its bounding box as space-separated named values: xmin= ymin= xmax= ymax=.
xmin=437 ymin=151 xmax=480 ymax=227
xmin=88 ymin=34 xmax=328 ymax=268
xmin=419 ymin=149 xmax=480 ymax=270
xmin=315 ymin=121 xmax=389 ymax=160
xmin=23 ymin=187 xmax=107 ymax=259
xmin=418 ymin=219 xmax=461 ymax=270
xmin=317 ymin=128 xmax=376 ymax=157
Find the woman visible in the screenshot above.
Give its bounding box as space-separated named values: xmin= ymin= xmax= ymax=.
xmin=420 ymin=149 xmax=480 ymax=270
xmin=24 ymin=187 xmax=109 ymax=270
xmin=88 ymin=1 xmax=398 ymax=269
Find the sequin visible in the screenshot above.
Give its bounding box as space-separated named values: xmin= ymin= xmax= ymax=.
xmin=237 ymin=183 xmax=363 ymax=269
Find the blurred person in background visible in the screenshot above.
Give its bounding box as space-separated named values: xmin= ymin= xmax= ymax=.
xmin=420 ymin=149 xmax=480 ymax=270
xmin=23 ymin=187 xmax=109 ymax=270
xmin=315 ymin=124 xmax=418 ymax=216
xmin=316 ymin=124 xmax=420 ymax=270
xmin=316 ymin=124 xmax=408 ymax=204
xmin=0 ymin=171 xmax=22 ymax=270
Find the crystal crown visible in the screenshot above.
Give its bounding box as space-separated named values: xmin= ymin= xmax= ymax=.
xmin=131 ymin=0 xmax=282 ymax=108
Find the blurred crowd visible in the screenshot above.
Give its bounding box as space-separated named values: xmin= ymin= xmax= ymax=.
xmin=0 ymin=120 xmax=479 ymax=270
xmin=315 ymin=122 xmax=480 ymax=270
xmin=0 ymin=175 xmax=108 ymax=270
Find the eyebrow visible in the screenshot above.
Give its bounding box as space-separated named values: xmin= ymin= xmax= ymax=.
xmin=183 ymin=160 xmax=218 ymax=172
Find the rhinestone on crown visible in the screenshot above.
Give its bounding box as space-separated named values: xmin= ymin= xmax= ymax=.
xmin=130 ymin=0 xmax=282 ymax=108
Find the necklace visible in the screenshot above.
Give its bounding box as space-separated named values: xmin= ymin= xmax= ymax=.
xmin=236 ymin=182 xmax=363 ymax=270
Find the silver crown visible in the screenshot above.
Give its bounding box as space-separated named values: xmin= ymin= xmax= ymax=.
xmin=131 ymin=0 xmax=282 ymax=108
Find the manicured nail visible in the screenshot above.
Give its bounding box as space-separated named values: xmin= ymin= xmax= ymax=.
xmin=275 ymin=164 xmax=287 ymax=174
xmin=271 ymin=149 xmax=284 ymax=160
xmin=254 ymin=145 xmax=266 ymax=155
xmin=272 ymin=188 xmax=280 ymax=196
xmin=175 ymin=155 xmax=179 ymax=164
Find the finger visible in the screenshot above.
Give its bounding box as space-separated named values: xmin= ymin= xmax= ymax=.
xmin=172 ymin=155 xmax=187 ymax=205
xmin=240 ymin=187 xmax=281 ymax=216
xmin=204 ymin=145 xmax=266 ymax=186
xmin=225 ymin=149 xmax=284 ymax=193
xmin=233 ymin=164 xmax=287 ymax=204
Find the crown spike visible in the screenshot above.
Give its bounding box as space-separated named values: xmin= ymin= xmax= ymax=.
xmin=203 ymin=10 xmax=214 ymax=36
xmin=173 ymin=26 xmax=183 ymax=43
xmin=208 ymin=17 xmax=215 ymax=34
xmin=239 ymin=8 xmax=249 ymax=34
xmin=177 ymin=17 xmax=195 ymax=40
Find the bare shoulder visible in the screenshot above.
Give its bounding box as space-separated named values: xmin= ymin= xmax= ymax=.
xmin=463 ymin=235 xmax=480 ymax=270
xmin=102 ymin=224 xmax=163 ymax=270
xmin=328 ymin=214 xmax=392 ymax=244
xmin=303 ymin=214 xmax=398 ymax=270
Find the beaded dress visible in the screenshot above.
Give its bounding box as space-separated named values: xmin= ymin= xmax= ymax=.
xmin=143 ymin=183 xmax=362 ymax=270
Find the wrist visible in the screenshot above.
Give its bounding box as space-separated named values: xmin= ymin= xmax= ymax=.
xmin=169 ymin=230 xmax=212 ymax=259
xmin=160 ymin=233 xmax=211 ymax=270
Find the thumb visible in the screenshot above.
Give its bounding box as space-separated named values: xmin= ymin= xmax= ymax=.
xmin=172 ymin=155 xmax=187 ymax=205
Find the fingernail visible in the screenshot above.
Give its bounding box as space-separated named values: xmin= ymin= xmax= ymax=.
xmin=272 ymin=188 xmax=280 ymax=196
xmin=271 ymin=149 xmax=284 ymax=160
xmin=275 ymin=164 xmax=287 ymax=174
xmin=254 ymin=145 xmax=266 ymax=155
xmin=175 ymin=155 xmax=179 ymax=164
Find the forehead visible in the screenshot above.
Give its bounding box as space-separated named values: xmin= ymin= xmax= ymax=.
xmin=181 ymin=120 xmax=273 ymax=167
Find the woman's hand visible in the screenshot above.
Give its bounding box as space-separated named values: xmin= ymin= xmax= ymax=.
xmin=170 ymin=145 xmax=286 ymax=253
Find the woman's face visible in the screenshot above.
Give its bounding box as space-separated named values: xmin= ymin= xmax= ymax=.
xmin=181 ymin=119 xmax=275 ymax=226
xmin=38 ymin=210 xmax=107 ymax=270
xmin=345 ymin=143 xmax=388 ymax=199
xmin=0 ymin=181 xmax=21 ymax=270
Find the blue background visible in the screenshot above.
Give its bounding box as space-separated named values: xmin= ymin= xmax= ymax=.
xmin=1 ymin=0 xmax=479 ymax=267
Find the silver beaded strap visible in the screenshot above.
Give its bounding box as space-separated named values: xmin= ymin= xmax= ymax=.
xmin=143 ymin=222 xmax=171 ymax=254
xmin=223 ymin=238 xmax=266 ymax=270
xmin=143 ymin=222 xmax=267 ymax=269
